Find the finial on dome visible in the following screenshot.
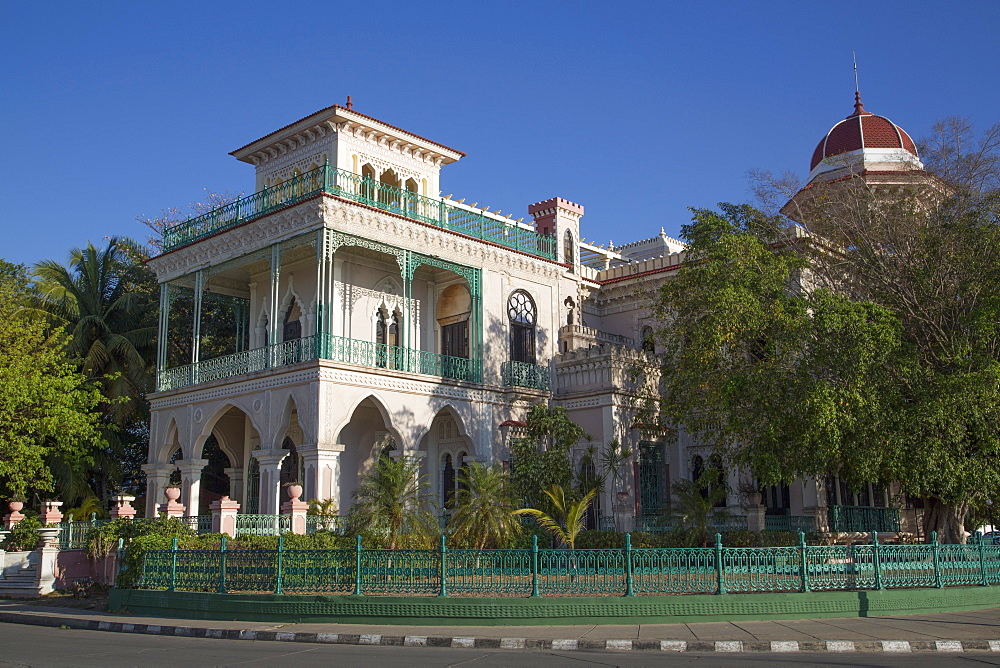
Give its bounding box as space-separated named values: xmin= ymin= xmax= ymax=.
xmin=852 ymin=90 xmax=866 ymax=116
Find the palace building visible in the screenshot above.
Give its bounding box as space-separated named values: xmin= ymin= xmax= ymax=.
xmin=142 ymin=94 xmax=934 ymax=534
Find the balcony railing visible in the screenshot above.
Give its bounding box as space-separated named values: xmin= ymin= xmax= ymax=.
xmin=500 ymin=360 xmax=551 ymax=391
xmin=162 ymin=165 xmax=557 ymax=260
xmin=157 ymin=334 xmax=482 ymax=391
xmin=764 ymin=511 xmax=815 ymax=533
xmin=234 ymin=513 xmax=291 ymax=537
xmin=828 ymin=505 xmax=901 ymax=533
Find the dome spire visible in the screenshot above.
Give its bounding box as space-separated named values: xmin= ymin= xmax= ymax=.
xmin=849 ymin=52 xmax=870 ymax=117
xmin=851 ymin=90 xmax=869 ymax=117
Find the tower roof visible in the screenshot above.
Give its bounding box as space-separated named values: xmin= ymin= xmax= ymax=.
xmin=809 ymin=92 xmax=918 ymax=171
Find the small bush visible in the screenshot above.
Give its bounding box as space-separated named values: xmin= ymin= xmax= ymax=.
xmin=1 ymin=514 xmax=42 ymax=551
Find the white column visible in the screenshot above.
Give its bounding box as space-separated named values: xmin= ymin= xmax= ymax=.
xmin=332 ymin=256 xmax=344 ymax=338
xmin=269 ymin=244 xmax=281 ymax=359
xmin=175 ymin=459 xmax=208 ymax=516
xmin=252 ymin=449 xmax=289 ymax=515
xmin=142 ymin=463 xmax=174 ymax=518
xmin=298 ymin=443 xmax=345 ymax=506
xmin=224 ymin=467 xmax=245 ymax=505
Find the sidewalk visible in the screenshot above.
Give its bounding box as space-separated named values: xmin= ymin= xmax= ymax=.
xmin=1 ymin=599 xmax=999 ymax=654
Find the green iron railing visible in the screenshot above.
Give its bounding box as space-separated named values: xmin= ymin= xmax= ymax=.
xmin=181 ymin=515 xmax=213 ymax=534
xmin=234 ymin=514 xmax=291 ymax=537
xmin=58 ymin=514 xmax=108 ymax=550
xmin=162 ymin=165 xmax=557 ymax=260
xmin=305 ymin=515 xmax=348 ymax=534
xmin=828 ymin=505 xmax=901 ymax=532
xmin=124 ymin=531 xmax=1000 ymax=597
xmin=764 ymin=511 xmax=816 ymax=533
xmin=500 ymin=360 xmax=550 ymax=391
xmin=158 ymin=334 xmax=482 ymax=391
xmin=633 ymin=514 xmax=748 ymax=534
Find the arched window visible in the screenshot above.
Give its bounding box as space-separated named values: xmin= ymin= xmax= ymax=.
xmin=708 ymin=454 xmax=727 ymax=508
xmin=442 ymin=454 xmax=456 ymax=509
xmin=641 ymin=326 xmax=655 ymax=352
xmin=375 ymin=309 xmax=388 ymax=367
xmin=564 ymin=297 xmax=575 ymax=327
xmin=508 ymin=290 xmax=537 ymax=364
xmin=168 ymin=447 xmax=182 ymax=486
xmin=564 ymin=230 xmax=575 ymax=268
xmin=283 ymin=299 xmax=302 ymax=341
xmin=280 ymin=436 xmax=303 ymax=486
xmin=691 ymin=455 xmax=705 ymax=484
xmin=437 ymin=284 xmax=471 ymax=359
xmin=360 ymin=164 xmax=377 ymax=202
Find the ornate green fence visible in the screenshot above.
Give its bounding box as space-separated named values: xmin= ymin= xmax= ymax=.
xmin=123 ymin=532 xmax=1000 ymax=597
xmin=828 ymin=505 xmax=901 ymax=532
xmin=58 ymin=514 xmax=108 ymax=550
xmin=161 ymin=165 xmax=557 ymax=260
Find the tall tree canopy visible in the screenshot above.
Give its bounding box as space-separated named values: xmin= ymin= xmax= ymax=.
xmin=31 ymin=238 xmax=157 ymax=505
xmin=0 ymin=269 xmax=105 ymax=501
xmin=653 ymin=197 xmax=1000 ymax=543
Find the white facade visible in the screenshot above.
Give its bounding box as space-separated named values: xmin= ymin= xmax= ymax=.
xmin=143 ymin=101 xmax=913 ymax=534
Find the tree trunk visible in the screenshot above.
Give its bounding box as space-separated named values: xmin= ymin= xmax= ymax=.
xmin=923 ymin=497 xmax=970 ymax=544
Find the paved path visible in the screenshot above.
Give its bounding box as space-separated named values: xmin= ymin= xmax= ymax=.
xmin=2 ymin=600 xmax=1000 ymax=655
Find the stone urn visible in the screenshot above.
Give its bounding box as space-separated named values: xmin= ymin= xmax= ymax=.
xmin=164 ymin=487 xmax=181 ymax=502
xmin=8 ymin=501 xmax=23 ymax=513
xmin=287 ymin=484 xmax=303 ymax=502
xmin=36 ymin=526 xmax=61 ymax=548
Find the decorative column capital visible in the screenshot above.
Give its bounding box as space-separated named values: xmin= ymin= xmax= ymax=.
xmin=175 ymin=458 xmax=209 ymax=476
xmin=252 ymin=448 xmax=290 ymax=468
xmin=390 ymin=449 xmax=426 ymax=462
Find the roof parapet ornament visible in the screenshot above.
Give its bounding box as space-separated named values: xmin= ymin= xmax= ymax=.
xmin=850 ymin=90 xmax=870 ymax=118
xmin=346 ymin=95 xmax=353 ymax=111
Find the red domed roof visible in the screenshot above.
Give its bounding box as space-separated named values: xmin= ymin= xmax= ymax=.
xmin=810 ymin=93 xmax=918 ymax=170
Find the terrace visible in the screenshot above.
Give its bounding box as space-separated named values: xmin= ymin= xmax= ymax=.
xmin=161 ymin=164 xmax=556 ymax=260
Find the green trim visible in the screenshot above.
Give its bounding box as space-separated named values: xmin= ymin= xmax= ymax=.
xmin=108 ymin=585 xmax=1000 ymax=626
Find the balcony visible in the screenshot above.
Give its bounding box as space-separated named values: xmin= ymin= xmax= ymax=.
xmin=828 ymin=505 xmax=901 ymax=533
xmin=157 ymin=334 xmax=482 ymax=392
xmin=162 ymin=165 xmax=556 ymax=260
xmin=500 ymin=360 xmax=550 ymax=391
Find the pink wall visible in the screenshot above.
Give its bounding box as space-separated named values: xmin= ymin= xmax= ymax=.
xmin=54 ymin=550 xmax=118 ymax=588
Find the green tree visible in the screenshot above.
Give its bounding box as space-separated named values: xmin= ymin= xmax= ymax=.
xmin=670 ymin=471 xmax=730 ymax=547
xmin=347 ymin=454 xmax=437 ymax=548
xmin=513 ymin=485 xmax=596 ymax=550
xmin=32 ymin=238 xmax=157 ymax=505
xmin=509 ymin=405 xmax=589 ymax=510
xmin=0 ymin=273 xmax=105 ymax=502
xmin=447 ymin=463 xmax=522 ymax=549
xmin=653 ymin=200 xmax=1000 ymax=543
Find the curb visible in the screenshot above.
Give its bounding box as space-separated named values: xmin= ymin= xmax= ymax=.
xmin=2 ymin=611 xmax=1000 ymax=653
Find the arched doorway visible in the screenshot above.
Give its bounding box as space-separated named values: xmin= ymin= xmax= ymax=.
xmin=199 ymin=434 xmax=231 ymax=515
xmin=336 ymin=397 xmax=397 ymax=513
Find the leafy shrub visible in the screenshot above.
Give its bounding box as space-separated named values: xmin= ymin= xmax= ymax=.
xmin=1 ymin=514 xmax=42 ymax=551
xmin=759 ymin=531 xmax=799 ymax=546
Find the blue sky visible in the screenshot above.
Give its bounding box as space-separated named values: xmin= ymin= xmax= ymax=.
xmin=3 ymin=1 xmax=998 ymax=267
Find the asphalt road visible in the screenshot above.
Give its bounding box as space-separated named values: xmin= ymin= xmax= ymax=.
xmin=3 ymin=623 xmax=1000 ymax=668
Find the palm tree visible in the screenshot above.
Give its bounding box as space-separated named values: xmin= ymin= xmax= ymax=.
xmin=32 ymin=238 xmax=156 ymax=426
xmin=670 ymin=472 xmax=729 ymax=547
xmin=348 ymin=454 xmax=436 ymax=548
xmin=514 ymin=485 xmax=596 ymax=550
xmin=32 ymin=238 xmax=157 ymax=505
xmin=447 ymin=463 xmax=522 ymax=550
